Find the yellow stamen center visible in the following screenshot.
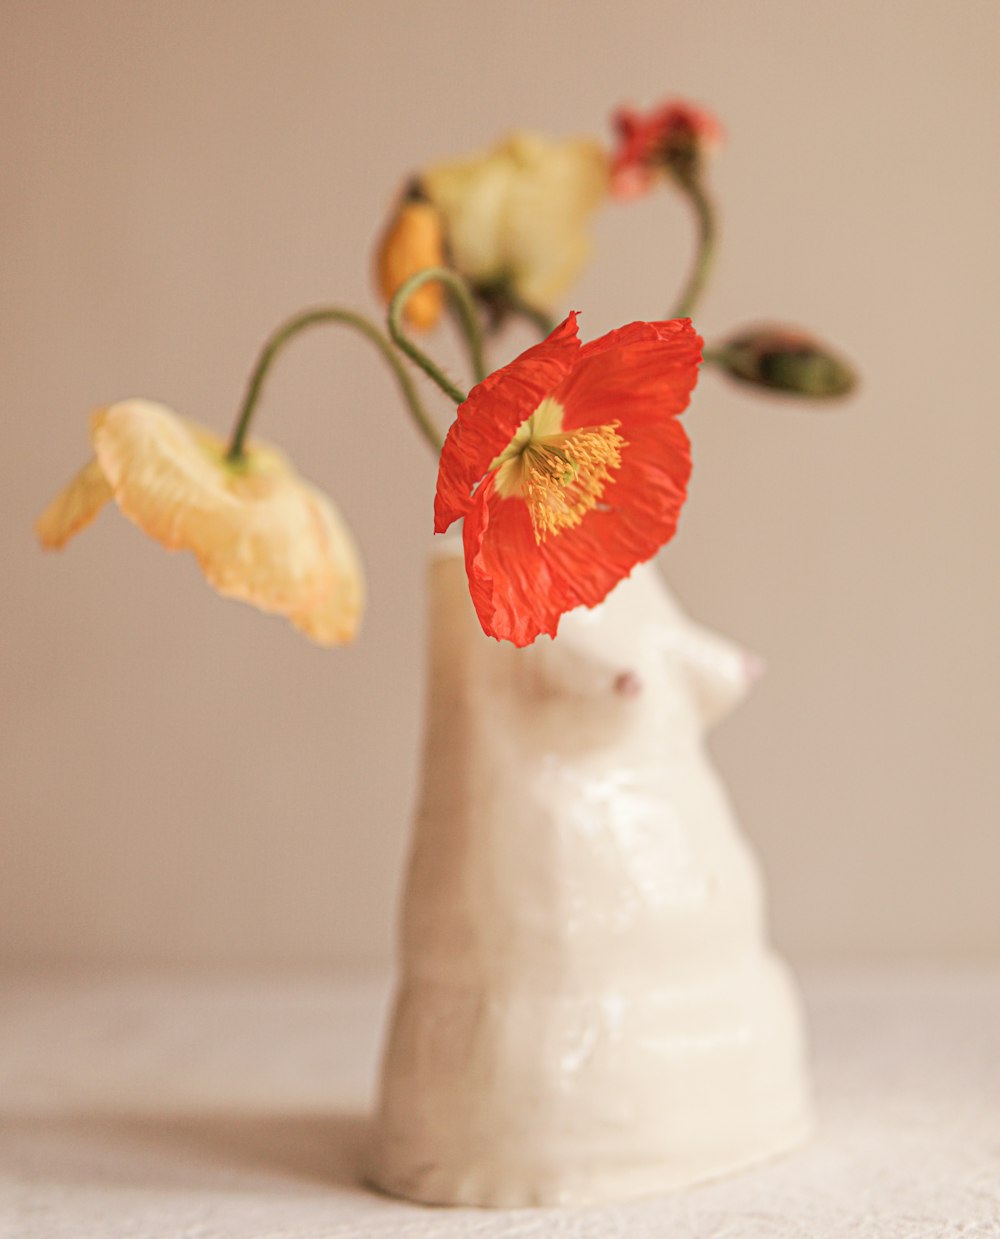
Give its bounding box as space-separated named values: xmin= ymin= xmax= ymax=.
xmin=492 ymin=398 xmax=626 ymax=543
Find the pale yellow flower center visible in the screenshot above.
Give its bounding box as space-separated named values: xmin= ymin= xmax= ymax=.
xmin=491 ymin=397 xmax=625 ymax=543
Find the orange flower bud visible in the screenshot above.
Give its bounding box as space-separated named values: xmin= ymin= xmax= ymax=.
xmin=374 ymin=185 xmax=446 ymax=331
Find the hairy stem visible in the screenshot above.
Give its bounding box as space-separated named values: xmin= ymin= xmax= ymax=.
xmin=388 ymin=268 xmax=482 ymax=403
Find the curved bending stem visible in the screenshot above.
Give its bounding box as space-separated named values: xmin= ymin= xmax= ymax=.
xmin=227 ymin=307 xmax=443 ymax=461
xmin=451 ymin=280 xmax=487 ymax=383
xmin=670 ymin=176 xmax=718 ymax=321
xmin=388 ymin=268 xmax=484 ymax=402
xmin=445 ymin=296 xmax=489 ymax=386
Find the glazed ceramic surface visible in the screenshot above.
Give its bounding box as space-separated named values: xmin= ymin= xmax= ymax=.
xmin=369 ymin=544 xmax=812 ymax=1207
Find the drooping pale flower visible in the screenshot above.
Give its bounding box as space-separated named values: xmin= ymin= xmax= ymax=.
xmin=434 ymin=312 xmax=702 ymax=646
xmin=37 ymin=399 xmax=364 ymax=646
xmin=377 ymin=132 xmax=609 ymax=327
xmin=611 ymin=100 xmax=723 ymax=199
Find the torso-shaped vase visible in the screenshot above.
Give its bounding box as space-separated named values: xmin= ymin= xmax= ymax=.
xmin=370 ymin=545 xmax=812 ymax=1207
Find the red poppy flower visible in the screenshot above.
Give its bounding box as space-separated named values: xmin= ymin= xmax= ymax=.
xmin=434 ymin=312 xmax=702 ymax=646
xmin=611 ymin=100 xmax=723 ymax=199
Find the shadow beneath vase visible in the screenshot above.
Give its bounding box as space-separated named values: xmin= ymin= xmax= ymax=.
xmin=2 ymin=1109 xmax=377 ymax=1197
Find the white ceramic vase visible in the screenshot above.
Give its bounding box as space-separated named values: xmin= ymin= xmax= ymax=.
xmin=369 ymin=542 xmax=812 ymax=1207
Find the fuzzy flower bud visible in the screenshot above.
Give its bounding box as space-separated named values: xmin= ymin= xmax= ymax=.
xmin=375 ymin=183 xmax=447 ymax=330
xmin=713 ymin=326 xmax=857 ymax=399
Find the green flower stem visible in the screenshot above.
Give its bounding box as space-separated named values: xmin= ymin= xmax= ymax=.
xmin=226 ymin=306 xmax=443 ymax=462
xmin=445 ymin=287 xmax=488 ymax=386
xmin=446 ymin=277 xmax=487 ymax=385
xmin=388 ymin=268 xmax=482 ymax=403
xmin=670 ymin=174 xmax=718 ymax=321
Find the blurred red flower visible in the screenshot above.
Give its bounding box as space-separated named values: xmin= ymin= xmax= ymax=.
xmin=434 ymin=312 xmax=702 ymax=646
xmin=611 ymin=100 xmax=723 ymax=199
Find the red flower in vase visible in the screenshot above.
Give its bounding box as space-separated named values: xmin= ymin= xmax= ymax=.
xmin=434 ymin=312 xmax=702 ymax=646
xmin=611 ymin=100 xmax=723 ymax=199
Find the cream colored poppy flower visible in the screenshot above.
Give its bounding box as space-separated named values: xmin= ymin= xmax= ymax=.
xmin=380 ymin=132 xmax=609 ymax=326
xmin=424 ymin=133 xmax=609 ymax=310
xmin=37 ymin=399 xmax=364 ymax=646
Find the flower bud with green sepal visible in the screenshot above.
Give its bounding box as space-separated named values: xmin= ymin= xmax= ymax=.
xmin=709 ymin=326 xmax=857 ymax=400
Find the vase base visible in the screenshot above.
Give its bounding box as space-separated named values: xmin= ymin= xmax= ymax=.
xmin=371 ymin=555 xmax=815 ymax=1209
xmin=369 ymin=954 xmax=813 ymax=1208
xmin=367 ymin=1110 xmax=812 ymax=1208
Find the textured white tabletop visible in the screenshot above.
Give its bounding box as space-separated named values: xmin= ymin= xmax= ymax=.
xmin=1 ymin=968 xmax=998 ymax=1238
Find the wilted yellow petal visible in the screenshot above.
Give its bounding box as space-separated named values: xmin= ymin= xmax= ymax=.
xmin=375 ymin=197 xmax=446 ymax=331
xmin=422 ymin=132 xmax=610 ymax=310
xmin=497 ymin=135 xmax=610 ymax=308
xmin=35 ymin=455 xmax=113 ymax=549
xmin=88 ymin=399 xmax=363 ymax=645
xmin=287 ymin=486 xmax=365 ymax=646
xmin=422 ymin=147 xmax=513 ymax=291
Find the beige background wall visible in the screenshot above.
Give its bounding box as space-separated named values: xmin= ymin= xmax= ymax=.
xmin=3 ymin=0 xmax=997 ymax=968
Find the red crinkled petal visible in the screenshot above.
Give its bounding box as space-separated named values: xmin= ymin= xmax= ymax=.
xmin=555 ymin=318 xmax=703 ymax=433
xmin=538 ymin=416 xmax=691 ymax=612
xmin=461 ymin=416 xmax=691 ymax=645
xmin=433 ymin=312 xmax=580 ymax=534
xmin=535 ymin=320 xmax=698 ymax=607
xmin=462 ymin=473 xmax=574 ymax=646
